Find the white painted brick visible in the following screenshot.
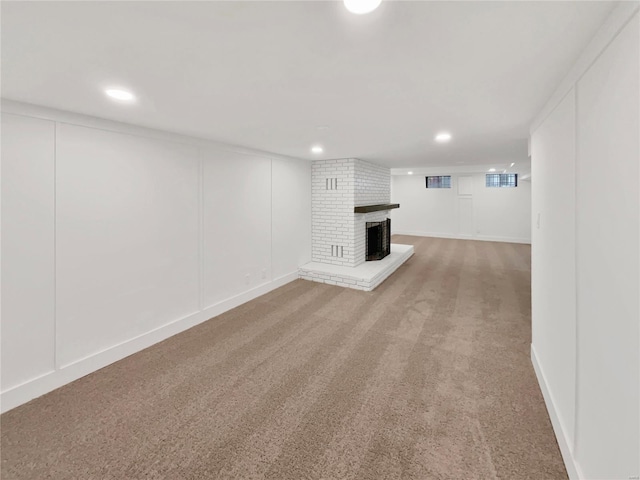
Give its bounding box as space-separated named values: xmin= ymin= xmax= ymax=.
xmin=311 ymin=158 xmax=391 ymax=267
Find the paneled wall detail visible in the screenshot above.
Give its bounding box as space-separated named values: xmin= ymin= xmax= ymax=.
xmin=0 ymin=105 xmax=312 ymax=412
xmin=1 ymin=114 xmax=56 ymax=387
xmin=530 ymin=7 xmax=639 ymax=479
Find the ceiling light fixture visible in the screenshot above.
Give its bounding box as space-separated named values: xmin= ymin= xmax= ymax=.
xmin=408 ymin=171 xmax=413 ymax=175
xmin=510 ymin=162 xmax=515 ymax=167
xmin=435 ymin=132 xmax=452 ymax=143
xmin=344 ymin=0 xmax=382 ymax=15
xmin=311 ymin=145 xmax=324 ymax=154
xmin=488 ymin=168 xmax=496 ymax=172
xmin=105 ymin=88 xmax=135 ymax=102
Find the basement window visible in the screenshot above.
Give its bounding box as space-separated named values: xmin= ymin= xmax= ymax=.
xmin=426 ymin=176 xmax=451 ymax=188
xmin=486 ymin=173 xmax=518 ymax=188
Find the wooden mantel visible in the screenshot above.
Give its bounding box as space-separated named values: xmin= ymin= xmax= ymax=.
xmin=353 ymin=203 xmax=400 ymax=214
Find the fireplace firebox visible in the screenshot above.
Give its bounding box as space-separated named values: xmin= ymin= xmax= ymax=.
xmin=366 ymin=218 xmax=391 ymax=261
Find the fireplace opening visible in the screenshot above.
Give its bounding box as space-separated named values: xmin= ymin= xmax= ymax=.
xmin=366 ymin=218 xmax=391 ymax=261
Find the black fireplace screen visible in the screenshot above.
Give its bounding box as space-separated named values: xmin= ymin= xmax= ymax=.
xmin=366 ymin=218 xmax=391 ymax=261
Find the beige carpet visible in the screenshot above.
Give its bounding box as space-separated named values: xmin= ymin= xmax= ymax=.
xmin=1 ymin=236 xmax=567 ymax=479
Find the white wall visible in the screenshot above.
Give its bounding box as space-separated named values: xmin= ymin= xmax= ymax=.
xmin=530 ymin=4 xmax=639 ymax=479
xmin=55 ymin=124 xmax=201 ymax=367
xmin=391 ymin=171 xmax=531 ymax=244
xmin=573 ymin=11 xmax=639 ymax=478
xmin=1 ymin=114 xmax=56 ymax=388
xmin=530 ymin=91 xmax=577 ymax=452
xmin=0 ymin=102 xmax=312 ymax=412
xmin=201 ymin=148 xmax=271 ymax=308
xmin=271 ymin=156 xmax=313 ymax=279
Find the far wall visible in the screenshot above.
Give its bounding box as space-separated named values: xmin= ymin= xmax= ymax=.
xmin=391 ymin=171 xmax=531 ymax=244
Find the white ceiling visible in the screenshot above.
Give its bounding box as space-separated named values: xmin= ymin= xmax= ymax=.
xmin=2 ymin=1 xmax=614 ymax=168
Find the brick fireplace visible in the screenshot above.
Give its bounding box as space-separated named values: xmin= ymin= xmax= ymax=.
xmin=299 ymin=158 xmax=414 ymax=291
xmin=311 ymin=158 xmax=393 ymax=266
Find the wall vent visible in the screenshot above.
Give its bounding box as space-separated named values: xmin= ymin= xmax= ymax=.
xmin=326 ymin=178 xmax=338 ymax=190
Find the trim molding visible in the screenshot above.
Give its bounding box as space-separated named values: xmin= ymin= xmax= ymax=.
xmin=531 ymin=345 xmax=582 ymax=480
xmin=1 ymin=99 xmax=309 ymax=164
xmin=391 ymin=230 xmax=531 ymax=245
xmin=391 ymin=164 xmax=531 ymax=176
xmin=0 ymin=272 xmax=299 ymax=413
xmin=530 ymin=2 xmax=640 ymax=134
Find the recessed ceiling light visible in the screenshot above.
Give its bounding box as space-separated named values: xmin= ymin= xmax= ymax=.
xmin=510 ymin=162 xmax=515 ymax=167
xmin=408 ymin=171 xmax=413 ymax=175
xmin=435 ymin=132 xmax=452 ymax=143
xmin=344 ymin=0 xmax=382 ymax=15
xmin=105 ymin=88 xmax=135 ymax=102
xmin=311 ymin=145 xmax=324 ymax=154
xmin=488 ymin=168 xmax=496 ymax=172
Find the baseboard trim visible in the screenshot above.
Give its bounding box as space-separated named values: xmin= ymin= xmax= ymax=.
xmin=391 ymin=231 xmax=531 ymax=245
xmin=0 ymin=272 xmax=299 ymax=414
xmin=531 ymin=345 xmax=582 ymax=480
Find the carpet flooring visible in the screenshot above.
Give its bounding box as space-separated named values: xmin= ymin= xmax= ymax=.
xmin=1 ymin=236 xmax=567 ymax=479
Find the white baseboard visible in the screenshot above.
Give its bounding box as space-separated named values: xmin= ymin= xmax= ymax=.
xmin=0 ymin=272 xmax=299 ymax=414
xmin=391 ymin=230 xmax=531 ymax=245
xmin=531 ymin=345 xmax=583 ymax=480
